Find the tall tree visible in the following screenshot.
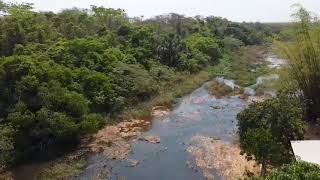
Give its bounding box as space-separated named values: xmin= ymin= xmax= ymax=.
xmin=277 ymin=6 xmax=320 ymax=121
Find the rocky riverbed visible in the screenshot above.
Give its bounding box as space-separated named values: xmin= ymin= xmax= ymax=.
xmin=74 ymin=54 xmax=285 ymax=180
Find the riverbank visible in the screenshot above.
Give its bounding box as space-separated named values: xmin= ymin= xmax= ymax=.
xmin=8 ymin=68 xmax=214 ymax=180
xmin=76 ymin=45 xmax=276 ymax=179
xmin=6 ymin=45 xmax=272 ymax=180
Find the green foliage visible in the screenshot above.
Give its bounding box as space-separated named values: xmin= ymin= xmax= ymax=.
xmin=157 ymin=33 xmax=187 ymax=68
xmin=36 ymin=157 xmax=86 ymax=180
xmin=223 ymin=37 xmax=244 ymax=51
xmin=277 ymin=6 xmax=320 ymax=121
xmin=111 ymin=63 xmax=158 ymax=103
xmin=0 ymin=125 xmax=14 ymax=169
xmin=79 ymin=114 xmax=105 ymax=134
xmin=185 ymin=33 xmax=222 ymax=63
xmin=0 ymin=1 xmax=269 ymax=168
xmin=265 ymin=161 xmax=320 ymax=179
xmin=237 ymin=93 xmax=306 ymax=176
xmin=212 ymin=46 xmax=268 ymax=87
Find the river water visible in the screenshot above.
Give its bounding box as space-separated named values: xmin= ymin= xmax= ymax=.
xmin=76 ymin=54 xmax=285 ymax=180
xmin=79 ymin=82 xmax=246 ymax=180
xmin=10 ymin=54 xmax=284 ymax=180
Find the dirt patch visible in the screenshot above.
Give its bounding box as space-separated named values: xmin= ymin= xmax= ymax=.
xmin=187 ymin=135 xmax=260 ymax=179
xmin=89 ymin=119 xmax=151 ymax=160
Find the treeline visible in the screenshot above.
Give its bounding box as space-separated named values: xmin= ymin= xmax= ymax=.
xmin=0 ymin=1 xmax=270 ymax=168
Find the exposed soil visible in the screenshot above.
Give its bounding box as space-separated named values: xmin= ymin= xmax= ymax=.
xmin=187 ymin=135 xmax=260 ymax=180
xmin=88 ymin=119 xmax=151 ymax=160
xmin=88 ymin=107 xmax=169 ymax=160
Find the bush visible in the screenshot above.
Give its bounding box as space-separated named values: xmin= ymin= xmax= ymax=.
xmin=0 ymin=125 xmax=15 ymax=169
xmin=79 ymin=114 xmax=105 ymax=134
xmin=185 ymin=33 xmax=222 ymax=63
xmin=237 ymin=92 xmax=305 ymax=176
xmin=223 ymin=37 xmax=244 ymax=51
xmin=265 ymin=161 xmax=320 ymax=179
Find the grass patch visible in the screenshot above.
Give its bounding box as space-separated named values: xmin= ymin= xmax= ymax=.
xmin=212 ymin=46 xmax=269 ymax=87
xmin=117 ymin=69 xmax=213 ymax=121
xmin=35 ymin=156 xmax=86 ymax=180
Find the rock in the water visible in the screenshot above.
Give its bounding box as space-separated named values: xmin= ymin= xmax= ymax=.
xmin=89 ymin=119 xmax=152 ymax=160
xmin=127 ymin=159 xmax=140 ymax=167
xmin=138 ymin=135 xmax=161 ymax=144
xmin=211 ymin=105 xmax=223 ymax=109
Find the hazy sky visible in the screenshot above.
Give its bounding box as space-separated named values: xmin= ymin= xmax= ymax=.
xmin=4 ymin=0 xmax=320 ymax=22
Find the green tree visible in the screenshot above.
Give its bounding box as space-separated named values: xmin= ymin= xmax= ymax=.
xmin=79 ymin=113 xmax=105 ymax=134
xmin=91 ymin=5 xmax=127 ymax=30
xmin=185 ymin=33 xmax=222 ymax=63
xmin=0 ymin=2 xmax=270 ymax=167
xmin=277 ymin=6 xmax=320 ymax=121
xmin=237 ymin=93 xmax=306 ymax=176
xmin=222 ymin=37 xmax=244 ymax=51
xmin=157 ymin=33 xmax=186 ymax=68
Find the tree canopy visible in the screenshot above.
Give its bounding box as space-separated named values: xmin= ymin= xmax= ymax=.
xmin=237 ymin=92 xmax=306 ymax=176
xmin=0 ymin=1 xmax=270 ymax=168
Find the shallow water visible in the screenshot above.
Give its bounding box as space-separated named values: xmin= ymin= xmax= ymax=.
xmin=266 ymin=55 xmax=286 ymax=69
xmin=78 ymin=82 xmax=247 ymax=180
xmin=11 ymin=55 xmax=285 ymax=180
xmin=78 ymin=54 xmax=286 ymax=179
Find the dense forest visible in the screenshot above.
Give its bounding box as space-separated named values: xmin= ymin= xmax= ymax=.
xmin=3 ymin=1 xmax=320 ymax=179
xmin=0 ymin=1 xmax=272 ymax=170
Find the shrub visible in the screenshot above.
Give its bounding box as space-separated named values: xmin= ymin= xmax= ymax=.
xmin=237 ymin=92 xmax=305 ymax=176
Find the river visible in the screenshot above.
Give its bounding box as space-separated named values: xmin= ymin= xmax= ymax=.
xmin=77 ymin=55 xmax=285 ymax=180
xmin=79 ymin=82 xmax=246 ymax=180
xmin=10 ymin=54 xmax=285 ymax=180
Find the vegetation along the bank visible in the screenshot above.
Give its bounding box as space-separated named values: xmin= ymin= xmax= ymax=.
xmin=237 ymin=6 xmax=320 ymax=179
xmin=0 ymin=1 xmax=272 ymax=170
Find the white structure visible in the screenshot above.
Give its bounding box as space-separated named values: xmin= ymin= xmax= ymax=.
xmin=291 ymin=140 xmax=320 ymax=165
